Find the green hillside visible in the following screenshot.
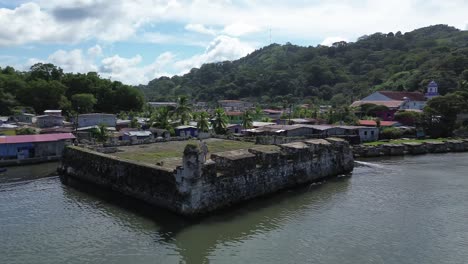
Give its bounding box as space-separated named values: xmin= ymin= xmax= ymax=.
xmin=139 ymin=24 xmax=468 ymax=106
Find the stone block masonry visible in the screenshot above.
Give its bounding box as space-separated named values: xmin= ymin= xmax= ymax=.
xmin=59 ymin=138 xmax=354 ymax=217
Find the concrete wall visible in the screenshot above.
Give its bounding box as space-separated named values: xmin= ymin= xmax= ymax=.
xmin=59 ymin=138 xmax=354 ymax=216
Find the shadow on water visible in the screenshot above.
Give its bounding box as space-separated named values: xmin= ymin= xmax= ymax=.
xmin=0 ymin=162 xmax=59 ymax=184
xmin=62 ymin=174 xmax=352 ymax=263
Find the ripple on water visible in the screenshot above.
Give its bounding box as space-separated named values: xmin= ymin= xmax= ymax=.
xmin=1 ymin=154 xmax=468 ymax=264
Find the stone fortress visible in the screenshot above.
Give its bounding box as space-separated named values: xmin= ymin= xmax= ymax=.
xmin=59 ymin=138 xmax=354 ymax=216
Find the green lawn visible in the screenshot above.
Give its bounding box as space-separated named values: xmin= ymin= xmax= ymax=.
xmin=363 ymin=138 xmax=449 ymax=146
xmin=112 ymin=138 xmax=255 ymax=167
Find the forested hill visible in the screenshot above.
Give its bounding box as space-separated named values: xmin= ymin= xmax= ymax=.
xmin=139 ymin=24 xmax=468 ymax=106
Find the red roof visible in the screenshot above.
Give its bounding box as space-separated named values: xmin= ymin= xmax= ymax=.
xmin=0 ymin=133 xmax=75 ymax=144
xmin=378 ymin=91 xmax=426 ymax=101
xmin=358 ymin=120 xmax=399 ymax=127
xmin=226 ymin=111 xmax=243 ymax=116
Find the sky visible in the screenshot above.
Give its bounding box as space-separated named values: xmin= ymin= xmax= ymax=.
xmin=0 ymin=0 xmax=467 ymax=86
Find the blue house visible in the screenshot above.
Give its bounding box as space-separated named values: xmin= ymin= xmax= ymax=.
xmin=175 ymin=125 xmax=198 ymax=137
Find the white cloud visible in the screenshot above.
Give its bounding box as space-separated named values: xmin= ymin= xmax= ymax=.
xmin=1 ymin=1 xmax=467 ymax=46
xmin=321 ymin=37 xmax=349 ymax=46
xmin=27 ymin=47 xmax=98 ymax=73
xmin=87 ymin=44 xmax=102 ymax=57
xmin=223 ymin=23 xmax=260 ymax=37
xmin=38 ymin=35 xmax=255 ymax=85
xmin=185 ymin=23 xmax=216 ymax=35
xmin=173 ymin=35 xmax=255 ymax=74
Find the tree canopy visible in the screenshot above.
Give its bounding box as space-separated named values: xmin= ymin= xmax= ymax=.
xmin=139 ymin=25 xmax=468 ymax=107
xmin=0 ymin=65 xmax=144 ymax=116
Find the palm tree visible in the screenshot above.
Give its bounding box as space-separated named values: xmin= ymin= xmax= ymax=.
xmin=212 ymin=108 xmax=228 ymax=134
xmin=175 ymin=96 xmax=192 ymax=125
xmin=151 ymin=106 xmax=171 ymax=130
xmin=92 ymin=124 xmax=108 ymax=142
xmin=197 ymin=111 xmax=210 ymax=132
xmin=242 ymin=110 xmax=253 ymax=129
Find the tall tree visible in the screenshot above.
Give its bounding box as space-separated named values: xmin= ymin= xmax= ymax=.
xmin=242 ymin=110 xmax=254 ymax=129
xmin=212 ymin=108 xmax=228 ymax=134
xmin=71 ymin=93 xmax=97 ymax=113
xmin=175 ymin=95 xmax=192 ymax=125
xmin=196 ymin=111 xmax=210 ymax=132
xmin=151 ymin=106 xmax=172 ymax=130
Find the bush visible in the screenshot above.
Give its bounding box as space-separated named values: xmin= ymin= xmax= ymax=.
xmin=380 ymin=127 xmax=403 ymax=139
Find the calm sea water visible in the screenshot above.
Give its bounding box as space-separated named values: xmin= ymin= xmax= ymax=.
xmin=1 ymin=154 xmax=468 ymax=264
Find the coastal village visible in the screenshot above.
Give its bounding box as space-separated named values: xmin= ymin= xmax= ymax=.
xmin=0 ymin=79 xmax=459 ymax=166
xmin=1 ymin=2 xmax=468 ymax=261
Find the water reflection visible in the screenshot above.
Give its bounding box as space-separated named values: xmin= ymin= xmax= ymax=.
xmin=62 ymin=175 xmax=350 ymax=263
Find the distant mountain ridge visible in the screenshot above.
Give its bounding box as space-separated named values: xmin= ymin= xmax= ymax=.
xmin=138 ymin=24 xmax=468 ymax=106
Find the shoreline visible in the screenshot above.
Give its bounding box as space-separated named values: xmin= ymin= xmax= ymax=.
xmin=352 ymin=139 xmax=468 ymax=158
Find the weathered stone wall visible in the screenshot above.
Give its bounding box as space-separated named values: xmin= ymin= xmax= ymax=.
xmin=58 ymin=146 xmax=183 ymax=212
xmin=352 ymin=139 xmax=468 ymax=158
xmin=179 ymin=138 xmax=353 ymax=215
xmin=59 ymin=138 xmax=354 ymax=216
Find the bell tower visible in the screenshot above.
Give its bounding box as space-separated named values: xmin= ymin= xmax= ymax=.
xmin=425 ymin=80 xmax=439 ymax=100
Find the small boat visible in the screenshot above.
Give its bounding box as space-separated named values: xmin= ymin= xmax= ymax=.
xmin=0 ymin=168 xmax=7 ymax=173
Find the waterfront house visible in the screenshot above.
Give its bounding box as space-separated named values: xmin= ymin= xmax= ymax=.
xmin=0 ymin=133 xmax=75 ymax=161
xmin=246 ymin=125 xmax=315 ymax=137
xmin=338 ymin=126 xmax=379 ymax=142
xmin=35 ymin=115 xmax=64 ymax=128
xmin=78 ymin=113 xmax=117 ymax=128
xmin=175 ymin=125 xmax=198 ymax=137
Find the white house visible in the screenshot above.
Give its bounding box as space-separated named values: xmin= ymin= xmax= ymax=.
xmin=77 ymin=113 xmax=117 ymax=128
xmin=35 ymin=115 xmax=64 ymax=128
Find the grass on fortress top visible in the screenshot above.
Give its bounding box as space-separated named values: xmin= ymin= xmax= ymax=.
xmin=363 ymin=138 xmax=448 ymax=146
xmin=111 ymin=138 xmax=256 ymax=168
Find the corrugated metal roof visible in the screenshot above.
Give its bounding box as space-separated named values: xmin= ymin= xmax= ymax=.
xmin=0 ymin=133 xmax=75 ymax=144
xmin=125 ymin=131 xmax=152 ymax=137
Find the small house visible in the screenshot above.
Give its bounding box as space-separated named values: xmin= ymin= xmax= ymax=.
xmin=338 ymin=126 xmax=379 ymax=143
xmin=175 ymin=126 xmax=198 ymax=137
xmin=149 ymin=128 xmax=171 ymax=139
xmin=78 ymin=113 xmax=117 ymax=128
xmin=227 ymin=124 xmax=243 ymax=134
xmin=0 ymin=133 xmax=75 ymax=160
xmin=13 ymin=113 xmax=35 ymax=124
xmin=35 ymin=115 xmax=64 ymax=128
xmin=122 ymin=131 xmax=153 ymax=141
